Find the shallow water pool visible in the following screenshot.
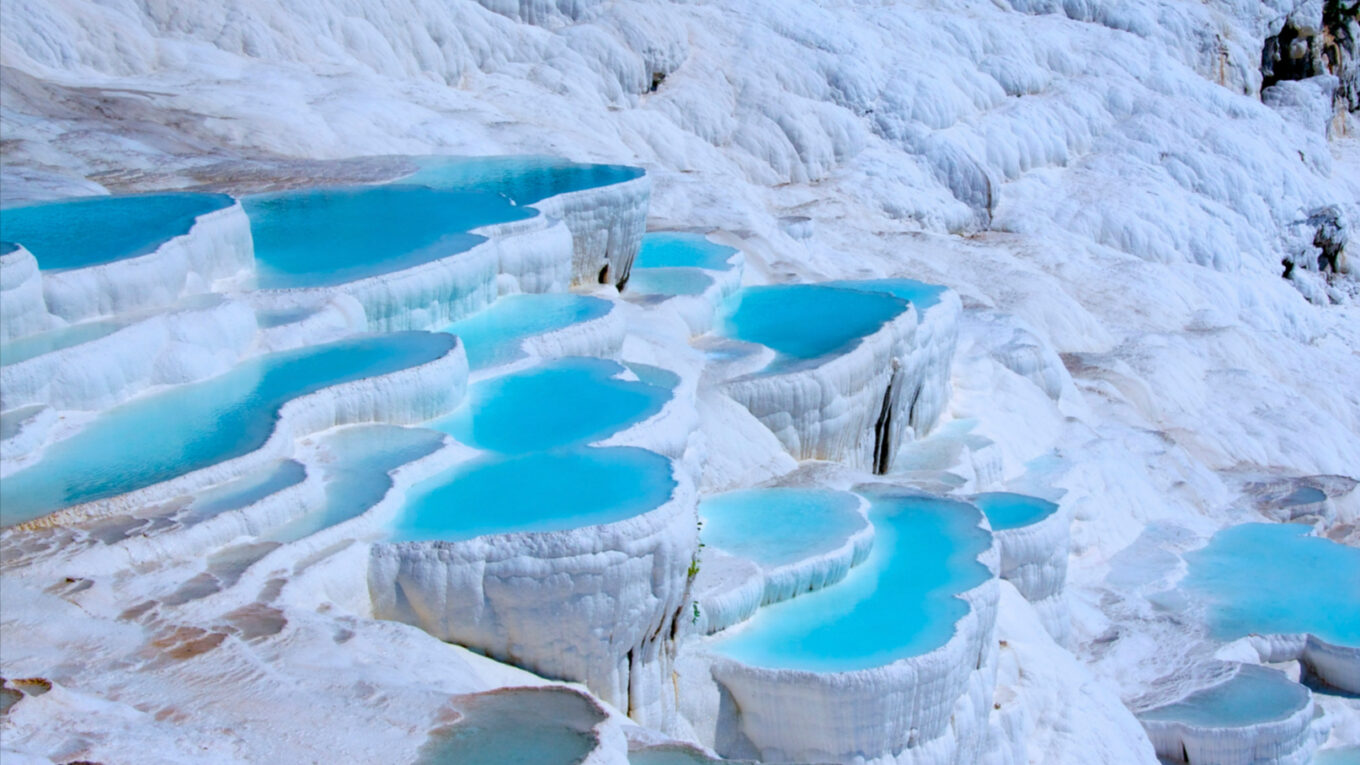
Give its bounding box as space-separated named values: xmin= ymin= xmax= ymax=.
xmin=717 ymin=284 xmax=908 ymax=372
xmin=825 ymin=278 xmax=947 ymax=312
xmin=443 ymin=293 xmax=612 ymax=369
xmin=403 ymin=155 xmax=643 ymax=205
xmin=700 ymin=488 xmax=865 ymax=569
xmin=0 ymin=193 xmax=234 ymax=271
xmin=245 ymin=185 xmax=532 ymax=289
xmin=634 ymin=232 xmax=738 ymax=271
xmin=712 ymin=489 xmax=991 ymax=671
xmin=1179 ymin=522 xmax=1360 ymax=646
xmin=388 ymin=446 xmax=675 ymax=542
xmin=1139 ymin=665 xmax=1308 ymax=727
xmin=972 ymin=492 xmax=1059 ymax=531
xmin=435 ymin=357 xmax=671 ymax=453
xmin=416 ymin=687 xmax=601 ymax=765
xmin=0 ymin=332 xmax=453 ymax=526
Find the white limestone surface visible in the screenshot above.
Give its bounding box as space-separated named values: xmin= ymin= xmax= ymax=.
xmin=1 ymin=296 xmax=258 ymax=413
xmin=533 ymin=174 xmax=650 ymax=288
xmin=0 ymin=245 xmax=52 ymax=342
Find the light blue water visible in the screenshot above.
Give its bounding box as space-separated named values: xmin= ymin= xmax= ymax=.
xmin=824 ymin=278 xmax=947 ymax=312
xmin=712 ymin=490 xmax=992 ymax=671
xmin=176 ymin=460 xmax=308 ymax=526
xmin=0 ymin=332 xmax=453 ymax=527
xmin=435 ymin=357 xmax=671 ymax=453
xmin=626 ymin=268 xmax=714 ymax=297
xmin=443 ymin=293 xmax=612 ymax=369
xmin=1179 ymin=523 xmax=1360 ymax=646
xmin=389 ymin=447 xmax=674 ymax=542
xmin=972 ymin=492 xmax=1060 ymax=531
xmin=634 ymin=232 xmax=739 ymax=271
xmin=0 ymin=318 xmax=128 ymax=366
xmin=416 ymin=688 xmax=600 ymax=765
xmin=1139 ymin=665 xmax=1308 ymax=726
xmin=245 ymin=185 xmax=533 ymax=289
xmin=266 ymin=425 xmax=446 ymax=543
xmin=718 ymin=284 xmax=908 ymax=372
xmin=403 ymin=155 xmax=643 ymax=205
xmin=0 ymin=193 xmax=234 ymax=271
xmin=1282 ymin=486 xmax=1326 ymax=506
xmin=700 ymin=488 xmax=866 ymax=569
xmin=1315 ymin=747 xmax=1360 ymax=765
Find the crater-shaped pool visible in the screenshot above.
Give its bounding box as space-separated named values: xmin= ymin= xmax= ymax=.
xmin=717 ymin=284 xmax=908 ymax=372
xmin=712 ymin=490 xmax=991 ymax=671
xmin=416 ymin=687 xmax=602 ymax=765
xmin=634 ymin=232 xmax=739 ymax=271
xmin=388 ymin=447 xmax=675 ymax=542
xmin=0 ymin=193 xmax=234 ymax=271
xmin=0 ymin=332 xmax=453 ymax=526
xmin=267 ymin=425 xmax=446 ymax=543
xmin=972 ymin=492 xmax=1059 ymax=531
xmin=403 ymin=155 xmax=643 ymax=204
xmin=700 ymin=488 xmax=865 ymax=569
xmin=1139 ymin=665 xmax=1308 ymax=727
xmin=244 ymin=185 xmax=533 ymax=289
xmin=1179 ymin=523 xmax=1360 ymax=646
xmin=824 ymin=278 xmax=947 ymax=312
xmin=435 ymin=357 xmax=671 ymax=453
xmin=626 ymin=268 xmax=715 ymax=297
xmin=443 ymin=293 xmax=612 ymax=369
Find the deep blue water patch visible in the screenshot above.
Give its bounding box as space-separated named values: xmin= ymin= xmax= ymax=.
xmin=972 ymin=492 xmax=1059 ymax=531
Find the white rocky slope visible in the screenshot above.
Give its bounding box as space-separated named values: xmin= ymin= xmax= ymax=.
xmin=1 ymin=0 xmax=1358 ymax=763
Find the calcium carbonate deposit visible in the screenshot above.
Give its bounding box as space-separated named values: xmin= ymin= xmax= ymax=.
xmin=0 ymin=0 xmax=1357 ymax=763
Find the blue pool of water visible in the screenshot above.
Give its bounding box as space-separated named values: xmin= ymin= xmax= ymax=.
xmin=435 ymin=357 xmax=671 ymax=453
xmin=712 ymin=490 xmax=992 ymax=671
xmin=1282 ymin=486 xmax=1326 ymax=506
xmin=1139 ymin=665 xmax=1307 ymax=727
xmin=972 ymin=492 xmax=1059 ymax=531
xmin=626 ymin=268 xmax=715 ymax=297
xmin=1 ymin=318 xmax=129 ymax=366
xmin=1179 ymin=523 xmax=1360 ymax=646
xmin=416 ymin=688 xmax=600 ymax=765
xmin=718 ymin=284 xmax=909 ymax=371
xmin=444 ymin=293 xmax=612 ymax=369
xmin=245 ymin=185 xmax=533 ymax=289
xmin=824 ymin=278 xmax=947 ymax=312
xmin=0 ymin=332 xmax=453 ymax=526
xmin=629 ymin=747 xmax=730 ymax=765
xmin=388 ymin=447 xmax=674 ymax=542
xmin=634 ymin=232 xmax=739 ymax=271
xmin=176 ymin=460 xmax=308 ymax=526
xmin=700 ymin=488 xmax=866 ymax=569
xmin=1315 ymin=747 xmax=1360 ymax=765
xmin=403 ymin=155 xmax=643 ymax=205
xmin=266 ymin=425 xmax=446 ymax=543
xmin=0 ymin=193 xmax=234 ymax=271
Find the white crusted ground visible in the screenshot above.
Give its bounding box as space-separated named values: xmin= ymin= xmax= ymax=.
xmin=1 ymin=0 xmax=1358 ymax=762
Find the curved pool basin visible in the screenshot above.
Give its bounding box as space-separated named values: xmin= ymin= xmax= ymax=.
xmin=403 ymin=155 xmax=644 ymax=205
xmin=444 ymin=293 xmax=613 ymax=370
xmin=0 ymin=193 xmax=235 ymax=271
xmin=972 ymin=492 xmax=1060 ymax=531
xmin=700 ymin=488 xmax=866 ymax=570
xmin=634 ymin=232 xmax=739 ymax=271
xmin=717 ymin=284 xmax=908 ymax=372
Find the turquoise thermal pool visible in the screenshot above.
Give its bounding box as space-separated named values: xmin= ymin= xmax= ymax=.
xmin=825 ymin=278 xmax=948 ymax=312
xmin=626 ymin=268 xmax=715 ymax=297
xmin=0 ymin=193 xmax=235 ymax=271
xmin=388 ymin=447 xmax=675 ymax=542
xmin=443 ymin=293 xmax=613 ymax=369
xmin=629 ymin=747 xmax=730 ymax=765
xmin=971 ymin=492 xmax=1060 ymax=531
xmin=699 ymin=488 xmax=866 ymax=569
xmin=0 ymin=318 xmax=128 ymax=366
xmin=435 ymin=357 xmax=672 ymax=453
xmin=1179 ymin=522 xmax=1360 ymax=646
xmin=712 ymin=490 xmax=991 ymax=672
xmin=1139 ymin=665 xmax=1308 ymax=727
xmin=403 ymin=155 xmax=643 ymax=205
xmin=634 ymin=232 xmax=739 ymax=271
xmin=718 ymin=284 xmax=909 ymax=371
xmin=0 ymin=332 xmax=453 ymax=526
xmin=266 ymin=425 xmax=446 ymax=543
xmin=415 ymin=688 xmax=601 ymax=765
xmin=244 ymin=185 xmax=533 ymax=289
xmin=176 ymin=459 xmax=307 ymax=526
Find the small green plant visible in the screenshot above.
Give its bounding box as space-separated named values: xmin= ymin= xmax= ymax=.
xmin=691 ymin=601 xmax=701 ymax=624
